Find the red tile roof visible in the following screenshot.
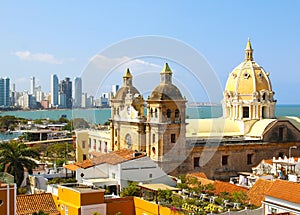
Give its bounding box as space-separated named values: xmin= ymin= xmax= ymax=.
xmin=187 ymin=172 xmax=208 ymax=179
xmin=90 ymin=149 xmax=146 ymax=165
xmin=16 ymin=193 xmax=60 ymax=215
xmin=214 ymin=180 xmax=248 ymax=195
xmin=265 ymin=180 xmax=300 ymax=204
xmin=186 ymin=173 xmax=214 ymax=186
xmin=248 ymin=178 xmax=274 ymax=206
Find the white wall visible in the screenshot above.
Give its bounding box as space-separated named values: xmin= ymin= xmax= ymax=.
xmin=76 ymin=163 xmax=109 ymax=183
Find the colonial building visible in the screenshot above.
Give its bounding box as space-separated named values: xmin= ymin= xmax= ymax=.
xmin=75 ymin=39 xmax=300 ymax=180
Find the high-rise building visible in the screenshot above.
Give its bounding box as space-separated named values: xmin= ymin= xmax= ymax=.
xmin=73 ymin=77 xmax=82 ymax=108
xmin=0 ymin=77 xmax=10 ymax=108
xmin=112 ymin=84 xmax=119 ymax=97
xmin=50 ymin=74 xmax=59 ymax=108
xmin=59 ymin=77 xmax=72 ymax=108
xmin=30 ymin=76 xmax=35 ymax=96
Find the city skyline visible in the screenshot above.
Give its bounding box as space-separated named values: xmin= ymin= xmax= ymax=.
xmin=0 ymin=1 xmax=300 ymax=104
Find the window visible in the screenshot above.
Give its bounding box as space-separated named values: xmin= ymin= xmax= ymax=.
xmin=149 ymin=173 xmax=153 ymax=178
xmin=243 ymin=107 xmax=249 ymax=118
xmin=247 ymin=154 xmax=253 ymax=165
xmin=155 ymin=108 xmax=158 ymax=118
xmin=152 ymin=134 xmax=155 ymax=143
xmin=82 ymin=141 xmax=86 ymax=149
xmin=167 ymin=109 xmax=171 ymax=118
xmin=152 ymin=147 xmax=156 ymax=155
xmin=278 ymin=152 xmax=284 ymax=158
xmin=89 ymin=138 xmax=91 ymax=148
xmin=171 ymin=134 xmax=176 ymax=143
xmin=222 ymin=155 xmax=228 ymax=166
xmin=99 ymin=141 xmax=102 ymax=151
xmin=93 ymin=139 xmax=96 ymax=150
xmin=112 ymin=173 xmax=116 ymax=179
xmin=278 ymin=127 xmax=284 ymax=141
xmin=194 ymin=157 xmax=200 ymax=168
xmin=175 ymin=109 xmax=180 ymax=118
xmin=83 ymin=154 xmax=87 ymax=160
xmin=104 ymin=142 xmax=108 ymax=153
xmin=115 ymin=129 xmax=118 ymax=137
xmin=262 ymin=106 xmax=266 ymax=118
xmin=125 ymin=134 xmax=132 ymax=149
xmin=150 ymin=108 xmax=153 ymax=117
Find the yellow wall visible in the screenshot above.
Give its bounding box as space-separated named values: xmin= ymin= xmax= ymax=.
xmin=105 ymin=197 xmax=135 ymax=215
xmin=133 ymin=197 xmax=184 ymax=215
xmin=53 ymin=185 xmax=105 ymax=215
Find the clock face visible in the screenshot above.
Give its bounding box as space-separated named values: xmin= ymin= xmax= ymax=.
xmin=125 ymin=134 xmax=132 ymax=149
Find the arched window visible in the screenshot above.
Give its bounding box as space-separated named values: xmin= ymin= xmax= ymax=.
xmin=166 ymin=109 xmax=171 ymax=118
xmin=243 ymin=106 xmax=249 ymax=118
xmin=150 ymin=108 xmax=153 ymax=117
xmin=125 ymin=134 xmax=132 ymax=149
xmin=152 ymin=147 xmax=156 ymax=155
xmin=155 ymin=108 xmax=158 ymax=118
xmin=175 ymin=109 xmax=180 ymax=118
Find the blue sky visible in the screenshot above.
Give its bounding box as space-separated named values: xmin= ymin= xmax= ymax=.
xmin=0 ymin=1 xmax=300 ymax=104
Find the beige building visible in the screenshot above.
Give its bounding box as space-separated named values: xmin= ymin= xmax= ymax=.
xmin=75 ymin=39 xmax=300 ymax=179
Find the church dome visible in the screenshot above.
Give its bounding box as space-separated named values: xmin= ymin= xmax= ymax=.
xmin=224 ymin=39 xmax=272 ymax=101
xmin=114 ymin=86 xmax=141 ymax=100
xmin=114 ymin=68 xmax=142 ymax=101
xmin=148 ymin=63 xmax=184 ymax=101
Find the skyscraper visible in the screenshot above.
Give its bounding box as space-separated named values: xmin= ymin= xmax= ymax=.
xmin=50 ymin=74 xmax=59 ymax=108
xmin=30 ymin=76 xmax=35 ymax=96
xmin=0 ymin=77 xmax=10 ymax=108
xmin=112 ymin=84 xmax=119 ymax=97
xmin=73 ymin=77 xmax=82 ymax=108
xmin=60 ymin=77 xmax=72 ymax=108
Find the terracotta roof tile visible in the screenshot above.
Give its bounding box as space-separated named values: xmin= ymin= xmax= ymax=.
xmin=90 ymin=149 xmax=146 ymax=165
xmin=186 ymin=173 xmax=214 ymax=186
xmin=248 ymin=178 xmax=274 ymax=206
xmin=214 ymin=180 xmax=248 ymax=195
xmin=16 ymin=193 xmax=59 ymax=215
xmin=265 ymin=180 xmax=300 ymax=204
xmin=187 ymin=172 xmax=208 ymax=179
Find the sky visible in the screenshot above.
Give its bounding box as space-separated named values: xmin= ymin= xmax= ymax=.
xmin=0 ymin=1 xmax=300 ymax=104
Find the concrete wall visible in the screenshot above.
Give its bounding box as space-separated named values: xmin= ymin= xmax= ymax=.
xmin=181 ymin=141 xmax=300 ymax=180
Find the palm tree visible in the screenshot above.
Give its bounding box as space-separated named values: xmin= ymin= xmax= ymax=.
xmin=0 ymin=141 xmax=39 ymax=187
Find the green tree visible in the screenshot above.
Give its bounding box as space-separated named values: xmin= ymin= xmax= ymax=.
xmin=120 ymin=181 xmax=140 ymax=197
xmin=46 ymin=142 xmax=74 ymax=159
xmin=32 ymin=210 xmax=49 ymax=215
xmin=0 ymin=141 xmax=39 ymax=187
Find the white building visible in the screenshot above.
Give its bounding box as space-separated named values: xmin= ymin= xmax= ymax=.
xmin=65 ymin=149 xmax=176 ymax=195
xmin=50 ymin=74 xmax=59 ymax=107
xmin=74 ymin=77 xmax=82 ymax=108
xmin=263 ymin=180 xmax=300 ymax=215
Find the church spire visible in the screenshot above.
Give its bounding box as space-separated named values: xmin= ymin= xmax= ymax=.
xmin=123 ymin=68 xmax=133 ymax=86
xmin=245 ymin=38 xmax=253 ymax=61
xmin=160 ymin=63 xmax=172 ymax=84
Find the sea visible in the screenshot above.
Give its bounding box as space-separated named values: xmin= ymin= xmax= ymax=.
xmin=1 ymin=105 xmax=299 ymax=124
xmin=0 ymin=105 xmax=299 ymax=140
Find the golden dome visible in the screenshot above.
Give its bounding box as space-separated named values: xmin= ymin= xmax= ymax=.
xmin=225 ymin=39 xmax=272 ymax=100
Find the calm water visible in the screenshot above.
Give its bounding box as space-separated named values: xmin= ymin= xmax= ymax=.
xmin=0 ymin=105 xmax=299 ymax=125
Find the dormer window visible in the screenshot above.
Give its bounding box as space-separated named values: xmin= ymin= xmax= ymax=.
xmin=244 ymin=73 xmax=250 ymax=79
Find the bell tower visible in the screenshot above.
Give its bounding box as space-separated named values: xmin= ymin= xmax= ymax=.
xmin=146 ymin=63 xmax=187 ymax=173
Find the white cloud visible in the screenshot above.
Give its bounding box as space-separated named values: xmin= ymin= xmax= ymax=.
xmin=14 ymin=50 xmax=63 ymax=64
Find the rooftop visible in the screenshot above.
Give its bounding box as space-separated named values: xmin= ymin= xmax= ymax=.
xmin=248 ymin=178 xmax=274 ymax=206
xmin=265 ymin=180 xmax=300 ymax=204
xmin=16 ymin=193 xmax=59 ymax=215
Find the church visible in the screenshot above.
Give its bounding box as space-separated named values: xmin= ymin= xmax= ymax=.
xmin=76 ymin=39 xmax=300 ymax=179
